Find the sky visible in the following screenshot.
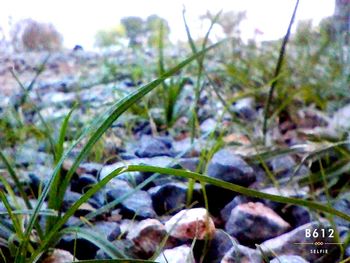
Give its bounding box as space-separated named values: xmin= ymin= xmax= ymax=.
xmin=0 ymin=0 xmax=335 ymax=50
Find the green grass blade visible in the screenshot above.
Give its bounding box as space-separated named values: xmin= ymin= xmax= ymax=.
xmin=0 ymin=191 xmax=23 ymax=240
xmin=0 ymin=151 xmax=31 ymax=209
xmin=124 ymin=165 xmax=350 ymax=222
xmin=262 ymin=0 xmax=300 ymax=143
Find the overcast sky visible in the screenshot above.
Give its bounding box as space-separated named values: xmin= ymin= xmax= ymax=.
xmin=0 ymin=0 xmax=335 ymax=49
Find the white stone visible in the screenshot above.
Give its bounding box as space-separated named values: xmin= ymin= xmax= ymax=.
xmin=156 ymin=245 xmax=195 ymax=263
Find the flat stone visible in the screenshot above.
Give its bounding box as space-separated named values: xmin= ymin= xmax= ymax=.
xmin=165 ymin=208 xmax=216 ymax=240
xmin=225 ymin=202 xmax=290 ymax=245
xmin=207 ymin=149 xmax=255 ymax=186
xmin=135 ymin=135 xmax=174 ymax=158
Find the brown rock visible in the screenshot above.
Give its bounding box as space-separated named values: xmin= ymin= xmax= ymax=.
xmin=165 ymin=208 xmax=216 ymax=240
xmin=225 ymin=202 xmax=290 ymax=244
xmin=127 ymin=219 xmax=167 ymax=258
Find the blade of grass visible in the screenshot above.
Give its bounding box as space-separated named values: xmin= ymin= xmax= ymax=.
xmin=124 ymin=165 xmax=350 ymax=222
xmin=0 ymin=151 xmax=31 ymax=209
xmin=262 ymin=0 xmax=300 ymax=143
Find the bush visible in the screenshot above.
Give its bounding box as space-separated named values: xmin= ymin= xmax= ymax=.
xmin=10 ymin=19 xmax=63 ymax=51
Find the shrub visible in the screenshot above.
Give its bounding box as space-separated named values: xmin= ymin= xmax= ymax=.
xmin=10 ymin=18 xmax=63 ymax=51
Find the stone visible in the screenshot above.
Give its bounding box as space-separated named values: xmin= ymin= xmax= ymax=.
xmin=207 ymin=149 xmax=255 ymax=186
xmin=270 ymin=255 xmax=309 ymax=263
xmin=231 ymin=97 xmax=256 ymax=121
xmin=89 ymin=221 xmax=120 ymax=241
xmin=165 ymin=208 xmax=216 ymax=240
xmin=270 ymin=155 xmax=296 ymax=177
xmin=149 ymin=182 xmax=201 ymax=216
xmin=126 ymin=219 xmax=166 ymax=258
xmin=225 ymin=202 xmax=290 ymax=245
xmin=221 ymin=244 xmax=261 ymax=263
xmin=269 ymin=155 xmax=309 ymax=179
xmin=62 ymin=190 xmax=100 ymax=216
xmin=206 ymin=149 xmax=255 ymax=215
xmin=135 ymin=135 xmax=174 ymax=158
xmin=42 ymin=249 xmax=74 ymax=263
xmin=106 ymin=183 xmax=156 ymax=219
xmin=283 ymin=205 xmax=311 ymax=228
xmin=199 ymin=230 xmax=233 ymax=263
xmin=220 ymin=195 xmax=261 ymax=223
xmin=78 ymin=162 xmax=103 ymax=176
xmin=71 ymin=174 xmax=97 ymax=193
xmin=260 ymin=221 xmax=340 ymax=262
xmin=56 ymin=234 xmax=99 ymax=260
xmin=200 ymin=118 xmax=217 ymax=133
xmin=156 ymin=245 xmax=195 ymax=263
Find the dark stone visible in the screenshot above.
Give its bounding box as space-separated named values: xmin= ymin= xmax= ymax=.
xmin=205 ymin=184 xmax=236 ymax=216
xmin=56 ymin=234 xmax=99 ymax=260
xmin=27 ymin=173 xmax=46 ymax=198
xmin=78 ymin=162 xmax=103 ymax=177
xmin=205 ymin=149 xmax=256 ymax=215
xmin=135 ymin=135 xmax=174 ymax=158
xmin=225 ymin=202 xmax=290 ymax=246
xmin=71 ymin=174 xmax=97 ymax=193
xmin=270 ymin=255 xmax=309 ymax=263
xmin=62 ymin=190 xmax=101 ymax=216
xmin=132 ymin=120 xmax=152 ymax=136
xmin=106 ymin=182 xmax=156 ymax=219
xmin=282 ymin=205 xmax=311 ymax=227
xmin=149 ymin=182 xmax=202 ymax=216
xmin=197 ymin=230 xmax=233 ymax=263
xmin=207 ymin=149 xmax=255 ymax=186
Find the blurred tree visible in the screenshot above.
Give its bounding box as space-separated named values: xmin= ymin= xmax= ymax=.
xmin=10 ymin=19 xmax=63 ymax=51
xmin=334 ymin=0 xmax=350 ymax=38
xmin=94 ymin=25 xmax=126 ymax=48
xmin=120 ymin=16 xmax=145 ymax=47
xmin=145 ymin=14 xmax=170 ymax=48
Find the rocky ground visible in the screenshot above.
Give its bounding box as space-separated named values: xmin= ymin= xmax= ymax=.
xmin=0 ymin=48 xmax=350 ymax=263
